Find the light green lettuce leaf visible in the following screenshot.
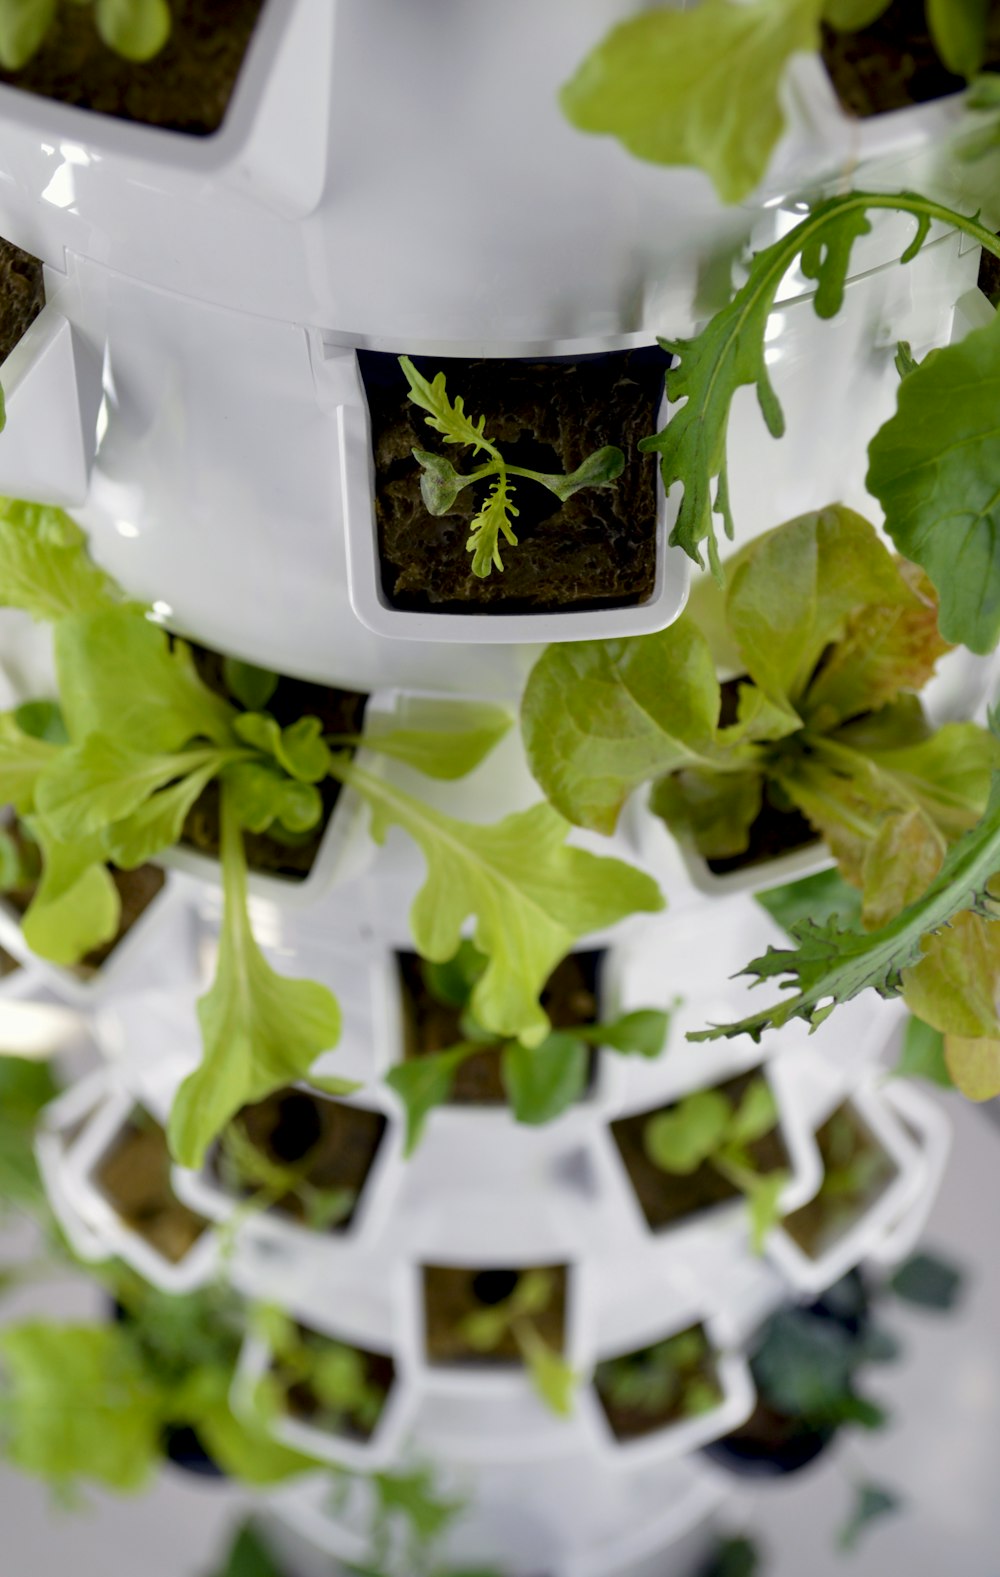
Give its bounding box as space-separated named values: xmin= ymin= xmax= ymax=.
xmin=358 ymin=706 xmax=512 ymax=780
xmin=0 ymin=711 xmax=62 ymax=813
xmin=501 ymin=1031 xmax=589 ymax=1125
xmin=330 ymin=758 xmax=663 ymax=1044
xmin=168 ymin=788 xmax=344 ymax=1169
xmin=385 ymin=1043 xmax=480 ymax=1156
xmin=94 ymin=0 xmax=171 ymax=61
xmin=559 ymin=0 xmax=823 ymax=203
xmin=0 ymin=499 xmax=116 ymax=618
xmin=650 ymin=765 xmax=764 ymax=860
xmin=34 ymin=735 xmax=233 ymax=843
xmin=103 ymin=762 xmax=226 ymax=869
xmin=19 ymin=819 xmax=120 ymax=965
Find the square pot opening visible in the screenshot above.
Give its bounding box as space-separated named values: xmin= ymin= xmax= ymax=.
xmin=422 ymin=1263 xmax=569 ymax=1370
xmin=93 ymin=1105 xmax=209 ymax=1265
xmin=594 ymin=1321 xmax=725 ymax=1443
xmin=178 ymin=639 xmax=368 ymax=884
xmin=271 ymin=1322 xmax=396 ymax=1446
xmin=207 ymin=1086 xmax=388 ymax=1234
xmin=0 ymin=811 xmax=166 ymax=977
xmin=610 ymin=1069 xmax=791 ymax=1234
xmin=395 ymin=948 xmax=604 ymax=1106
xmin=0 ymin=0 xmax=268 ymax=137
xmin=781 ymin=1100 xmax=900 ymax=1260
xmin=819 ymin=0 xmax=1000 ymax=117
xmin=0 ymin=236 xmax=45 ymax=366
xmin=357 ymin=346 xmax=669 ymax=618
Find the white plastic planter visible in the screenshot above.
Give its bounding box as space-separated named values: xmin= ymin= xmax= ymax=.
xmin=865 ymin=1078 xmax=952 ymax=1270
xmin=232 ymin=1299 xmax=417 ymax=1473
xmin=59 ymin=1085 xmax=218 ymax=1294
xmin=34 ymin=1067 xmax=116 ymax=1263
xmin=0 ymin=868 xmax=197 ymax=1011
xmin=768 ymin=1072 xmax=926 ymax=1297
xmin=577 ymin=1261 xmax=754 ymax=1470
xmin=341 ymin=368 xmax=691 ymax=644
xmin=171 ymin=1082 xmax=403 ymax=1257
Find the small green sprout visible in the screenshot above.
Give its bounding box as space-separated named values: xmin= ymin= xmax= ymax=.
xmin=458 ymin=1269 xmax=576 ymax=1418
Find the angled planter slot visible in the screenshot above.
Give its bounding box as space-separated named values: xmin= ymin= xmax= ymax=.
xmin=0 ymin=298 xmax=102 ymax=507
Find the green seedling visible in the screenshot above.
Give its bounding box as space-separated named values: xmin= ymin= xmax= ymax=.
xmin=457 ymin=1269 xmax=577 ymax=1418
xmin=0 ymin=0 xmax=172 ymax=70
xmin=595 ymin=1323 xmax=722 ymax=1421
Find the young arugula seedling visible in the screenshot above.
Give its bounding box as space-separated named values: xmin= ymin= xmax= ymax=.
xmin=644 ymin=1074 xmax=790 ymax=1250
xmin=255 ymin=1307 xmax=388 ymax=1440
xmin=595 ymin=1323 xmax=722 ymax=1425
xmin=0 ymin=0 xmax=172 ymax=71
xmin=457 ymin=1268 xmax=577 ymax=1418
xmin=387 ymin=939 xmax=670 ymax=1152
xmin=399 ymin=356 xmax=624 ymax=578
xmin=0 ymin=499 xmax=663 ymax=1168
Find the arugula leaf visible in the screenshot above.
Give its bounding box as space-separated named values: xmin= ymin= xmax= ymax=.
xmin=94 ymin=0 xmax=171 ymax=61
xmin=501 ymin=1031 xmax=589 ymax=1125
xmin=467 ymin=473 xmax=519 ymax=579
xmin=55 ymin=609 xmax=235 ymax=752
xmin=328 ymin=757 xmax=663 ymax=1044
xmin=167 ymin=786 xmax=345 ymax=1169
xmin=399 ymin=356 xmax=495 ymax=456
xmin=689 ymin=761 xmax=1000 ymax=1044
xmin=559 ymin=0 xmax=823 ymax=203
xmin=868 ymin=306 xmax=1000 ymax=654
xmin=755 ymin=866 xmax=863 ymax=934
xmin=0 ymin=1322 xmax=161 ymax=1491
xmin=0 ymin=499 xmax=116 ymax=618
xmin=385 ymin=1043 xmax=480 ymax=1156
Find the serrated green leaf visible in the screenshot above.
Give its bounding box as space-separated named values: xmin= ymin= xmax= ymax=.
xmin=360 ymin=706 xmax=511 ymax=781
xmin=502 ymin=1031 xmax=588 ymax=1125
xmin=755 ymin=866 xmax=863 ymax=935
xmin=330 ymin=757 xmax=663 ymax=1045
xmin=467 ymin=473 xmax=519 ymax=579
xmin=689 ymin=760 xmax=1000 ymax=1044
xmin=94 ymin=0 xmax=171 ymax=60
xmin=399 ymin=357 xmax=495 ymax=455
xmin=223 ymin=657 xmax=278 ymax=713
xmin=385 ymin=1043 xmax=479 ymax=1156
xmin=645 ymin=1089 xmax=732 ymax=1175
xmin=868 ymin=307 xmax=1000 ymax=654
xmin=168 ymin=788 xmax=342 ymax=1169
xmin=0 ymin=498 xmax=115 ymax=618
xmin=560 ymin=0 xmax=823 ymax=204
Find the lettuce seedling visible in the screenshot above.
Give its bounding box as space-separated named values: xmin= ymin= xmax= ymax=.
xmin=561 ymin=2 xmax=995 ymax=202
xmin=399 ymin=356 xmax=624 ymax=578
xmin=524 ymin=506 xmax=1000 ymax=1095
xmin=387 ymin=939 xmax=670 ymax=1151
xmin=594 ymin=1323 xmax=722 ymax=1424
xmin=644 ymin=1074 xmax=789 ymax=1250
xmin=253 ymin=1307 xmax=389 ymax=1441
xmin=456 ymin=1269 xmax=577 ymax=1417
xmin=0 ymin=0 xmax=171 ymax=71
xmin=0 ymin=500 xmax=662 ymax=1166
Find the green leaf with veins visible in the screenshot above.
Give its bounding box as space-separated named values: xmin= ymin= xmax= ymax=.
xmin=95 ymin=0 xmax=171 ymax=61
xmin=559 ymin=0 xmax=823 ymax=203
xmin=352 ymin=705 xmax=512 ymax=780
xmin=467 ymin=473 xmax=519 ymax=578
xmin=868 ymin=306 xmax=1000 ymax=653
xmin=34 ymin=735 xmax=235 ymax=843
xmin=688 ymin=756 xmax=1000 ymax=1044
xmin=502 ymin=1031 xmax=589 ymax=1125
xmin=399 ymin=356 xmax=496 ymax=455
xmin=521 ymin=618 xmax=763 ymax=835
xmin=19 ymin=818 xmax=120 ymax=965
xmin=103 ymin=763 xmax=223 ymax=870
xmin=755 ymin=866 xmax=863 ymax=935
xmin=0 ymin=711 xmax=62 ymax=813
xmin=168 ymin=786 xmax=345 ymax=1169
xmin=0 ymin=498 xmax=116 ymax=618
xmin=55 ymin=608 xmax=235 ymax=752
xmin=328 ymin=756 xmax=663 ymax=1045
xmin=636 ymin=191 xmax=1000 ymax=579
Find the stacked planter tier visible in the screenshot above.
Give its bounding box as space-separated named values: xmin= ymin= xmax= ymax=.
xmin=0 ymin=3 xmax=979 ymax=1572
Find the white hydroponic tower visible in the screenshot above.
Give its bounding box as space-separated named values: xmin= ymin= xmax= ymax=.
xmin=0 ymin=4 xmax=984 ymax=1573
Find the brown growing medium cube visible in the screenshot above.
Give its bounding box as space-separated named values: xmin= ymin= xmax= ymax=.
xmin=209 ymin=1087 xmax=387 ymax=1232
xmin=95 ymin=1109 xmax=208 ymax=1265
xmin=422 ymin=1264 xmax=568 ymax=1367
xmin=594 ymin=1322 xmax=724 ymax=1443
xmin=397 ymin=949 xmax=603 ymax=1105
xmin=610 ymin=1070 xmax=790 ymax=1232
xmin=276 ymin=1324 xmax=396 ymax=1445
xmin=0 ymin=0 xmax=268 ymax=136
xmin=179 ymin=640 xmax=367 ymax=883
xmin=781 ymin=1101 xmax=899 ymax=1260
xmin=359 ymin=347 xmax=669 ymax=616
xmin=0 ymin=236 xmax=45 ymax=365
xmin=819 ymin=0 xmax=1000 ymax=117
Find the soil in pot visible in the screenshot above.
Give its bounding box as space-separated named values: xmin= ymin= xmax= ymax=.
xmin=95 ymin=1108 xmax=209 ymax=1265
xmin=397 ymin=949 xmax=603 ymax=1104
xmin=594 ymin=1321 xmax=724 ymax=1443
xmin=359 ymin=346 xmax=669 ymax=616
xmin=781 ymin=1101 xmax=899 ymax=1259
xmin=180 ymin=641 xmax=368 ymax=883
xmin=0 ymin=814 xmax=166 ymax=977
xmin=0 ymin=0 xmax=267 ymax=137
xmin=820 ymin=0 xmax=1000 ymax=117
xmin=209 ymin=1087 xmax=388 ymax=1233
xmin=423 ymin=1264 xmax=568 ymax=1367
xmin=610 ymin=1070 xmax=791 ymax=1232
xmin=0 ymin=943 xmax=21 ymax=979
xmin=0 ymin=236 xmax=45 ymax=366
xmin=275 ymin=1323 xmax=395 ymax=1445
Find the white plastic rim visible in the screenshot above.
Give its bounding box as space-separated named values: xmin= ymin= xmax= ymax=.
xmin=60 ymin=1085 xmax=219 ymax=1295
xmin=864 ymin=1079 xmax=952 ymax=1270
xmin=767 ymin=1076 xmax=928 ymax=1297
xmin=35 ymin=1067 xmax=114 ymax=1263
xmin=340 ymin=363 xmax=691 ymax=644
xmin=0 ymin=293 xmax=102 ymax=508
